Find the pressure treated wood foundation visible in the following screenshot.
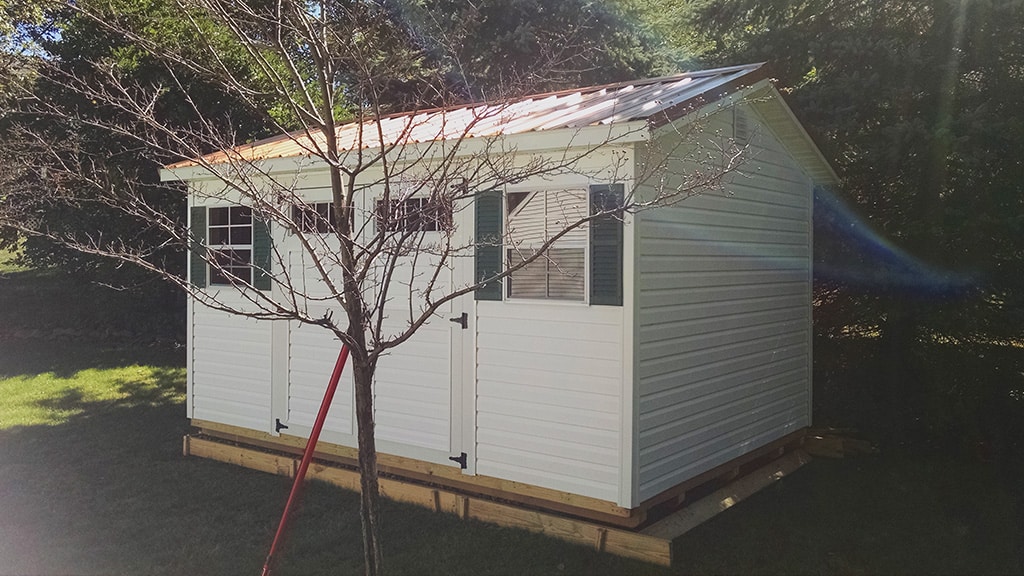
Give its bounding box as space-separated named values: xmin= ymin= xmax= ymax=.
xmin=183 ymin=422 xmax=809 ymax=566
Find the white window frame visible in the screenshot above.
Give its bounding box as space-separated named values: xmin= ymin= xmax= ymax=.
xmin=207 ymin=205 xmax=254 ymax=285
xmin=503 ymin=185 xmax=590 ymax=304
xmin=292 ymin=201 xmax=337 ymax=234
xmin=374 ymin=195 xmax=453 ymax=234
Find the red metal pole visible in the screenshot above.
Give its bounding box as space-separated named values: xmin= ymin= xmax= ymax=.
xmin=261 ymin=344 xmax=350 ymax=576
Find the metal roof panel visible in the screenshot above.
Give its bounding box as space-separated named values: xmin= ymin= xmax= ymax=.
xmin=166 ymin=63 xmax=767 ymax=168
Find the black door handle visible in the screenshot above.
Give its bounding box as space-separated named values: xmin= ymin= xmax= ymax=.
xmin=448 ymin=312 xmax=467 ymax=329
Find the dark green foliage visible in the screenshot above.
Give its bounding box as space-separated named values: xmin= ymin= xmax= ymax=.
xmin=398 ymin=0 xmax=662 ymax=98
xmin=0 ymin=0 xmax=278 ymax=292
xmin=657 ymin=0 xmax=1024 ymax=462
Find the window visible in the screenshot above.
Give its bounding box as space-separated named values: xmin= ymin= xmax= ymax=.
xmin=293 ymin=202 xmax=337 ymax=234
xmin=376 ymin=197 xmax=451 ymax=232
xmin=208 ymin=206 xmax=253 ymax=285
xmin=473 ymin=183 xmax=622 ymax=305
xmin=505 ymin=189 xmax=588 ymax=301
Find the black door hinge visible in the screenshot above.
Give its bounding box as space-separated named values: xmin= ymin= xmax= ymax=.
xmin=275 ymin=418 xmax=289 ymax=433
xmin=449 ymin=452 xmax=468 ymax=469
xmin=448 ymin=312 xmax=468 ymax=329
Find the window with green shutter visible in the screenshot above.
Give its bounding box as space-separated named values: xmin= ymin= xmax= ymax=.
xmin=193 ymin=205 xmax=272 ymax=291
xmin=477 ymin=184 xmax=624 ymax=306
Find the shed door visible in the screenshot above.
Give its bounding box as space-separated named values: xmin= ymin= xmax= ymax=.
xmin=282 ymin=250 xmax=470 ymax=469
xmin=371 ymin=253 xmax=466 ymax=466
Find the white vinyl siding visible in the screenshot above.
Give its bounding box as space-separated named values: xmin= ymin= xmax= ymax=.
xmin=287 ymin=314 xmax=353 ymax=436
xmin=191 ymin=303 xmax=273 ymax=431
xmin=475 ymin=302 xmax=624 ymax=502
xmin=634 ymin=106 xmax=813 ymax=501
xmin=372 ymin=317 xmax=453 ymax=452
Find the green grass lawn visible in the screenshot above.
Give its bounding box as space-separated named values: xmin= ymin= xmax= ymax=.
xmin=0 ymin=338 xmax=1020 ymax=575
xmin=0 ymin=248 xmax=25 ymax=274
xmin=1 ymin=262 xmax=1022 ymax=574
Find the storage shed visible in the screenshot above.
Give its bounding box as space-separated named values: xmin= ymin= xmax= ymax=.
xmin=166 ymin=63 xmax=837 ymax=534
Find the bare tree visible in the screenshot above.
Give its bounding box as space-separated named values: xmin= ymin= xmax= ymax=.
xmin=0 ymin=1 xmax=749 ymax=574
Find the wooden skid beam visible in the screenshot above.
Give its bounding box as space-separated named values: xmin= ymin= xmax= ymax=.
xmin=184 ymin=435 xmax=672 ymax=566
xmin=185 ymin=434 xmax=295 ymax=477
xmin=189 ymin=419 xmax=639 ymax=525
xmin=641 ymin=450 xmax=811 ymax=541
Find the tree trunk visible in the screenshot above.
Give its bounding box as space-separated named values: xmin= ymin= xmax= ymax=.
xmin=350 ymin=335 xmax=384 ymax=576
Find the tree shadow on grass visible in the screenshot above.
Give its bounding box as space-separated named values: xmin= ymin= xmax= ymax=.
xmin=0 ymin=375 xmax=283 ymax=575
xmin=0 ymin=347 xmax=662 ymax=576
xmin=0 ymin=339 xmax=186 ymax=379
xmin=5 ymin=344 xmax=1018 ymax=575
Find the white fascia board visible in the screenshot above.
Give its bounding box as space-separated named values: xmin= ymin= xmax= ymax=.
xmin=160 ymin=155 xmax=323 ymax=184
xmin=161 ymin=121 xmax=650 ymax=183
xmin=758 ymin=85 xmax=840 ymax=186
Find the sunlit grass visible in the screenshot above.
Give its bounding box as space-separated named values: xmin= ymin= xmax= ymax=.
xmin=0 ymin=364 xmax=185 ymax=428
xmin=0 ymin=246 xmax=27 ymax=274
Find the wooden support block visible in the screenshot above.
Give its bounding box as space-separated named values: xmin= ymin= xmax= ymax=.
xmin=182 ymin=435 xmax=191 ymax=457
xmin=431 ymin=490 xmax=441 ymax=513
xmin=594 ymin=527 xmax=608 ymax=552
xmin=308 ymin=464 xmax=361 ymax=492
xmin=641 ymin=450 xmax=810 ymax=541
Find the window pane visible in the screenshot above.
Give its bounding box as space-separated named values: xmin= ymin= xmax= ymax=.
xmin=507 ymin=191 xmax=531 ymax=214
xmin=213 ymin=249 xmax=250 ymax=266
xmin=209 ymin=266 xmax=230 ymax=285
xmin=230 ymin=206 xmax=252 ymax=224
xmin=209 ymin=207 xmax=229 ymax=226
xmin=507 ymin=250 xmax=548 ymax=299
xmin=230 ymin=226 xmax=252 ymax=245
xmin=507 ymin=192 xmax=545 ymax=246
xmin=505 ymin=190 xmax=589 ymax=301
xmin=229 ymin=249 xmax=251 ymax=266
xmin=548 ymin=190 xmax=588 ymax=248
xmin=209 ymin=227 xmax=230 ymax=245
xmin=229 ymin=267 xmax=252 ymax=284
xmin=545 ymin=247 xmax=585 ymax=300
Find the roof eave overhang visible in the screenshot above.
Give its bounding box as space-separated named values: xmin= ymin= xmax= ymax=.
xmin=160 ymin=120 xmax=651 ymax=183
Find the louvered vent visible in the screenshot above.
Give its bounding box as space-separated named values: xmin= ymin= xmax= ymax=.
xmin=733 ymin=107 xmax=751 ymax=146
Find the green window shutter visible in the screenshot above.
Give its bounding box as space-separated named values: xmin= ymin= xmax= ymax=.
xmin=589 ymin=184 xmax=624 ymax=306
xmin=189 ymin=206 xmax=207 ymax=288
xmin=475 ymin=189 xmax=503 ymax=301
xmin=253 ymin=217 xmax=272 ymax=291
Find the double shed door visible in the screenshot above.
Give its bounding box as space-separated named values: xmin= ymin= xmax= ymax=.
xmin=278 ymin=193 xmax=474 ymax=471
